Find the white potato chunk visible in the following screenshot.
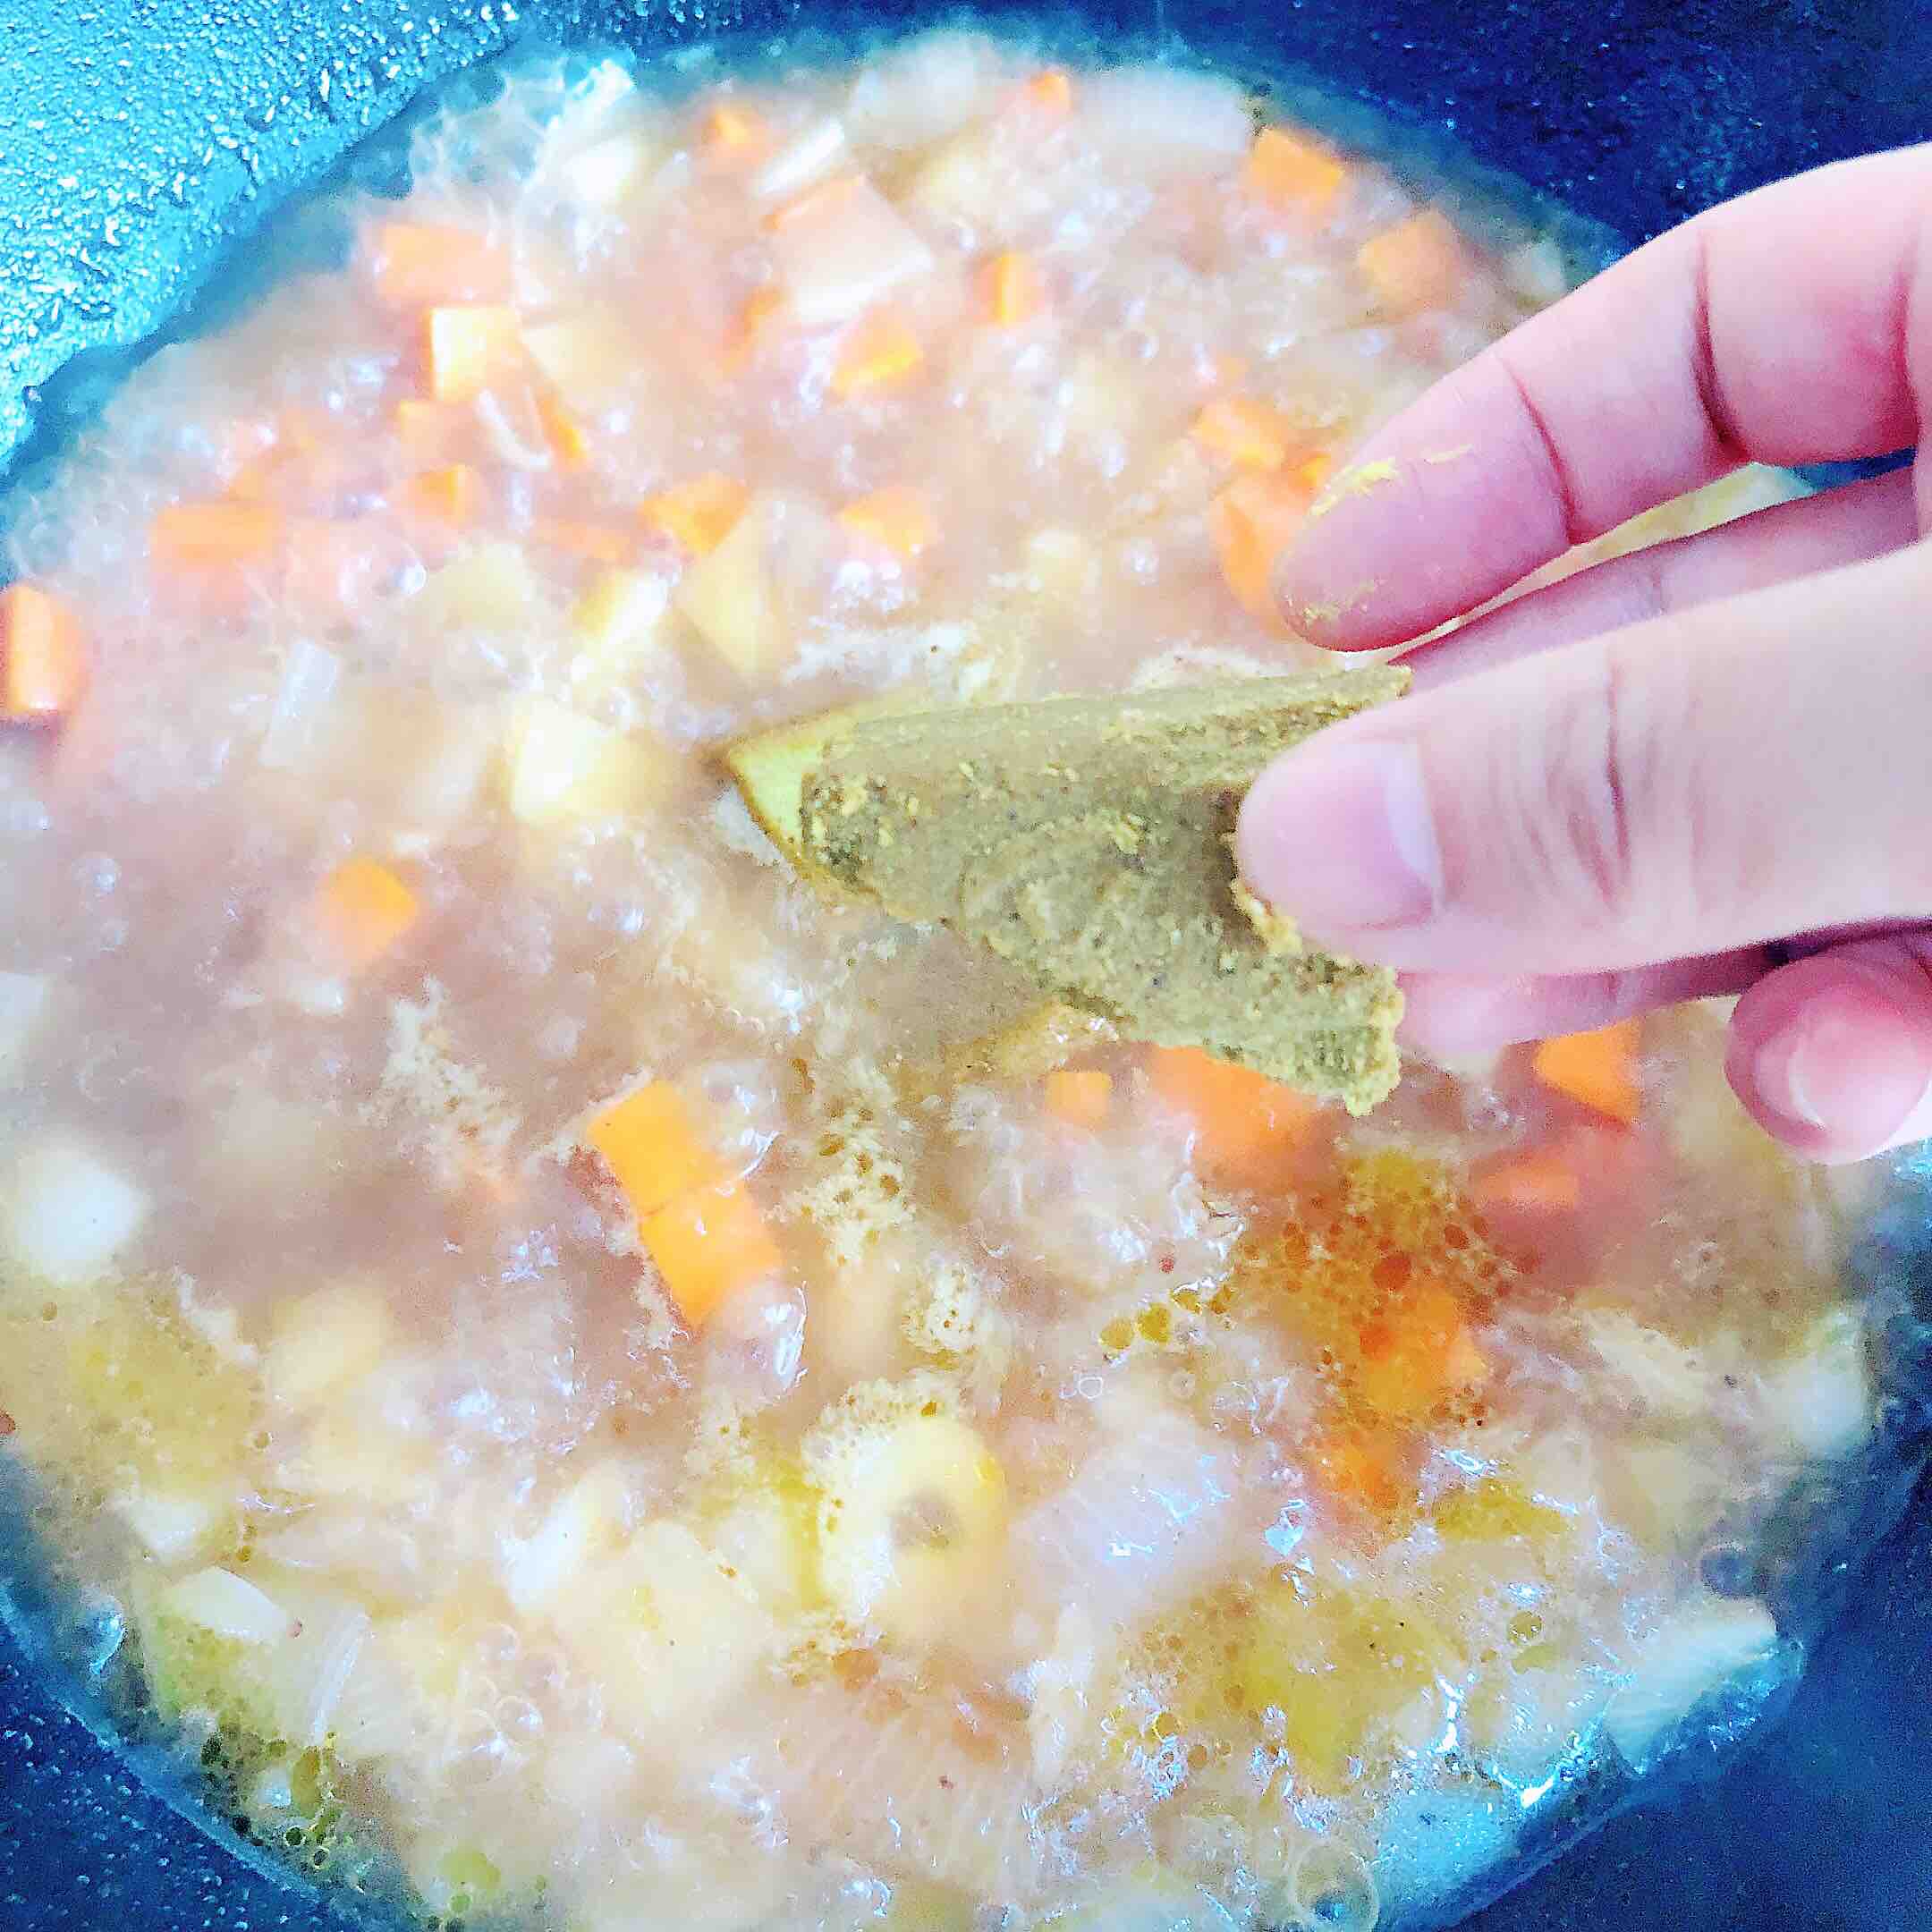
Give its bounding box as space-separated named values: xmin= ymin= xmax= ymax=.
xmin=4 ymin=1136 xmax=148 ymax=1283
xmin=1079 ymin=66 xmax=1255 ymax=178
xmin=1758 ymin=1308 xmax=1874 ymax=1459
xmin=845 ymin=31 xmax=1008 ymax=149
xmin=113 ymin=1486 xmax=233 ymax=1564
xmin=411 ymin=541 xmax=545 ymax=634
xmin=521 ymin=306 xmax=638 ymax=406
xmin=1602 ymin=1593 xmax=1780 ymax=1768
xmin=674 ymin=491 xmax=831 ymax=679
xmin=570 ymin=565 xmax=677 ymax=672
xmin=503 ymin=698 xmax=673 ymax=825
xmin=501 ymin=1461 xmax=635 ymax=1614
xmin=262 ymin=1281 xmax=391 ymax=1411
xmin=767 ymin=177 xmax=934 ymax=327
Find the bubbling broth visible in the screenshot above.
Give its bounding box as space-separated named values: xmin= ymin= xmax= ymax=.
xmin=0 ymin=29 xmax=1902 ymax=1932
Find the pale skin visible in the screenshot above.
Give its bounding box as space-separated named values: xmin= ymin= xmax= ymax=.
xmin=1234 ymin=143 xmax=1932 ymax=1165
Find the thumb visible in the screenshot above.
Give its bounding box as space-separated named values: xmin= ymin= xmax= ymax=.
xmin=1236 ymin=538 xmax=1932 ymax=976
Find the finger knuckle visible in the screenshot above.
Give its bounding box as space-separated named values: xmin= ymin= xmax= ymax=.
xmin=1491 ymin=642 xmax=1705 ymax=943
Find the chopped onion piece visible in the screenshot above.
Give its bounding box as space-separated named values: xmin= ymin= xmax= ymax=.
xmin=475 ymin=389 xmax=554 ymax=471
xmin=752 ymin=117 xmax=848 ymax=199
xmin=159 ymin=1568 xmax=293 ymax=1645
xmin=259 ymin=640 xmax=341 ymax=771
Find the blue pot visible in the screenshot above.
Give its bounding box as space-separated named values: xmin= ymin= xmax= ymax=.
xmin=1 ymin=3 xmax=1928 ymax=1927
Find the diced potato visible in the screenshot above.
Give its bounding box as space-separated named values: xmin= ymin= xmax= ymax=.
xmin=1459 ymin=1657 xmax=1611 ymax=1784
xmin=1601 ymin=1593 xmax=1780 ymax=1768
xmin=1078 ymin=67 xmax=1254 ymax=179
xmin=262 ymin=1281 xmax=391 ymax=1411
xmin=503 ymin=1461 xmax=636 ymax=1614
xmin=503 ymin=698 xmax=673 ymax=826
xmin=113 ymin=1484 xmax=233 ymax=1564
xmin=0 ymin=971 xmax=50 ymax=1085
xmin=844 ymin=31 xmax=1007 ymax=150
xmin=282 ymin=1409 xmax=436 ymax=1509
xmin=160 ymin=1567 xmax=294 ymax=1645
xmin=521 ymin=306 xmax=638 ymax=407
xmin=767 ymin=176 xmax=934 ymax=327
xmin=674 ymin=492 xmax=827 ymax=679
xmin=4 ymin=1136 xmax=148 ymax=1283
xmin=570 ymin=566 xmax=677 ymax=671
xmin=1597 ymin=1440 xmax=1726 ymax=1550
xmin=701 ymin=1464 xmax=822 ymax=1614
xmin=1758 ymin=1308 xmax=1873 ymax=1459
xmin=552 ymin=118 xmax=662 ymax=208
xmin=814 ymin=1410 xmax=1006 ymax=1647
xmin=411 ymin=540 xmax=545 ymax=634
xmin=549 ymin=1521 xmax=777 ymax=1733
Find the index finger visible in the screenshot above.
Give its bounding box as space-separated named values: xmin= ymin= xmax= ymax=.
xmin=1281 ymin=142 xmax=1932 ymax=649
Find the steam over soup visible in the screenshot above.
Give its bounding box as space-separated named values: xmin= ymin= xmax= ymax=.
xmin=0 ymin=30 xmax=1902 ymax=1932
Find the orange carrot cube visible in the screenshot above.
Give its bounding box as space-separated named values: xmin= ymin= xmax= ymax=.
xmin=703 ymin=103 xmax=768 ymax=157
xmin=1244 ymin=128 xmax=1347 ymax=216
xmin=638 ymin=474 xmax=749 ymax=557
xmin=1532 ymin=1020 xmax=1641 ymax=1126
xmin=1355 ymin=1279 xmax=1487 ymax=1419
xmin=1208 ymin=470 xmax=1315 ymax=626
xmin=0 ymin=585 xmax=87 ymax=723
xmin=724 ymin=284 xmax=789 ymax=370
xmin=1191 ymin=395 xmax=1301 ymax=470
xmin=832 ymin=308 xmax=923 ymax=400
xmin=533 ymin=392 xmax=590 ymax=469
xmin=586 ymin=1080 xmax=725 ymax=1221
xmin=367 ymin=222 xmax=510 ymax=309
xmin=1146 ymin=1045 xmax=1319 ymax=1191
xmin=837 ymin=486 xmax=938 ymax=562
xmin=1045 ymin=1068 xmax=1113 ymax=1131
xmin=313 ymin=858 xmax=419 ymax=970
xmin=1018 ymin=69 xmax=1074 ymax=114
xmin=981 ymin=250 xmax=1044 ymax=328
xmin=641 ymin=1181 xmax=782 ymax=1326
xmin=150 ymin=501 xmax=286 ymax=576
xmin=392 ymin=398 xmax=468 ymax=465
xmin=1357 ymin=210 xmax=1467 ymax=315
xmin=1309 ymin=1428 xmax=1408 ymax=1517
xmin=1471 ymin=1150 xmax=1584 ymax=1213
xmin=423 ymin=304 xmax=522 ymax=404
xmin=1294 ymin=452 xmax=1334 ymax=494
xmin=398 ymin=464 xmax=483 ymax=527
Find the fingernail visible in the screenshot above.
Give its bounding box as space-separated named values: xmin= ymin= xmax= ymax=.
xmin=1237 ymin=740 xmax=1443 ymax=937
xmin=1752 ymin=997 xmax=1931 ymax=1143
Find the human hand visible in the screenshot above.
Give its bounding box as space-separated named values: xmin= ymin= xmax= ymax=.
xmin=1235 ymin=144 xmax=1932 ymax=1165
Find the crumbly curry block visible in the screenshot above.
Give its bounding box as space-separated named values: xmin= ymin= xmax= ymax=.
xmin=776 ymin=669 xmax=1409 ymax=1112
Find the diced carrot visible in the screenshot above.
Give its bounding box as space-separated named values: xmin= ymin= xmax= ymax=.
xmin=639 ymin=474 xmax=749 ymax=557
xmin=724 ymin=284 xmax=788 ymax=370
xmin=1243 ymin=127 xmax=1347 ymax=216
xmin=150 ymin=501 xmax=286 ymax=575
xmin=1471 ymin=1150 xmax=1584 ymax=1214
xmin=1294 ymin=452 xmax=1334 ymax=494
xmin=1045 ymin=1068 xmax=1113 ymax=1131
xmin=832 ymin=307 xmax=923 ymax=400
xmin=703 ymin=102 xmax=768 ymax=158
xmin=1355 ymin=1278 xmax=1487 ymax=1419
xmin=423 ymin=304 xmax=522 ymax=404
xmin=1532 ymin=1020 xmax=1641 ymax=1126
xmin=586 ymin=1080 xmax=725 ymax=1221
xmin=1190 ymin=395 xmax=1301 ymax=470
xmin=0 ymin=585 xmax=87 ymax=723
xmin=1208 ymin=470 xmax=1315 ymax=626
xmin=641 ymin=1180 xmax=782 ymax=1326
xmin=1147 ymin=1045 xmax=1319 ymax=1191
xmin=367 ymin=221 xmax=510 ymax=309
xmin=1018 ymin=68 xmax=1074 ymax=114
xmin=312 ymin=858 xmax=419 ymax=970
xmin=536 ymin=519 xmax=634 ymax=566
xmin=393 ymin=398 xmax=468 ymax=464
xmin=398 ymin=464 xmax=483 ymax=527
xmin=1357 ymin=210 xmax=1466 ymax=315
xmin=837 ymin=486 xmax=937 ymax=562
xmin=981 ymin=250 xmax=1044 ymax=328
xmin=536 ymin=393 xmax=589 ymax=469
xmin=1309 ymin=1428 xmax=1408 ymax=1517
